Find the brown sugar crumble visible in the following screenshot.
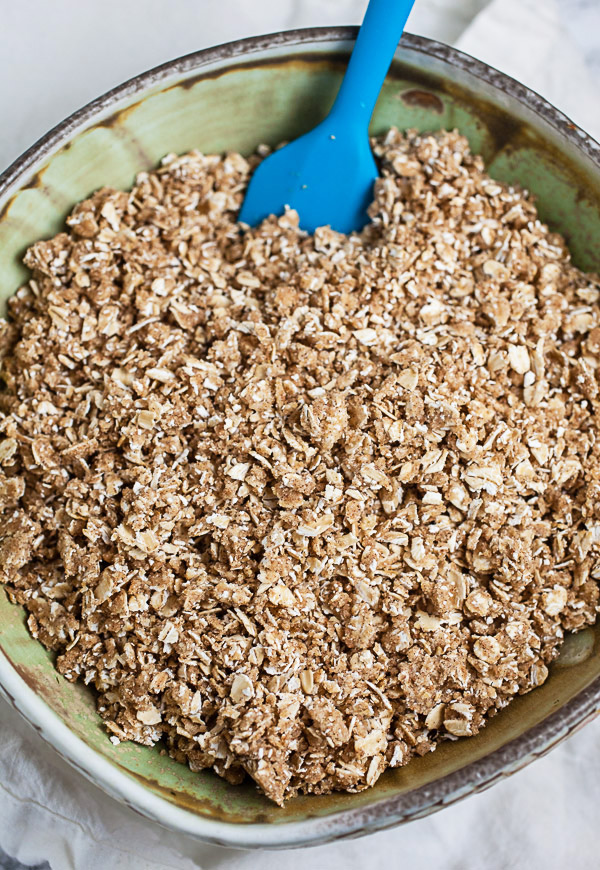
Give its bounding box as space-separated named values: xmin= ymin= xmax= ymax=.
xmin=1 ymin=128 xmax=600 ymax=805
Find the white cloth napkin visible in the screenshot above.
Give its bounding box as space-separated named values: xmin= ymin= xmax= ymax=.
xmin=0 ymin=1 xmax=599 ymax=868
xmin=455 ymin=0 xmax=600 ymax=142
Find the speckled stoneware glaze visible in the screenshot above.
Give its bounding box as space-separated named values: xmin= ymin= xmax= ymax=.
xmin=0 ymin=28 xmax=600 ymax=850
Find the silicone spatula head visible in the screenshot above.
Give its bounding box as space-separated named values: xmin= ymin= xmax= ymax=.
xmin=238 ymin=0 xmax=417 ymax=234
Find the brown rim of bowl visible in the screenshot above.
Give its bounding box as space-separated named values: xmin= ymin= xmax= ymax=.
xmin=1 ymin=27 xmax=599 ymax=192
xmin=0 ymin=28 xmax=600 ymax=847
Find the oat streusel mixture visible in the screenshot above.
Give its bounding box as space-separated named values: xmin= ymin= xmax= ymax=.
xmin=1 ymin=128 xmax=600 ymax=804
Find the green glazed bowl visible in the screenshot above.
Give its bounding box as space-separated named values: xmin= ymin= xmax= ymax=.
xmin=1 ymin=28 xmax=600 ymax=849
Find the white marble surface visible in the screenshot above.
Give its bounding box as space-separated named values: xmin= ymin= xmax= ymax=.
xmin=0 ymin=2 xmax=599 ymax=869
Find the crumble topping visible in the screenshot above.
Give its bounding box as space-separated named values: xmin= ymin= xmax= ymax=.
xmin=1 ymin=128 xmax=599 ymax=804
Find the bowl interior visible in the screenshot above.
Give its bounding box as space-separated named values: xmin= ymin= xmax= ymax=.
xmin=1 ymin=33 xmax=600 ymax=831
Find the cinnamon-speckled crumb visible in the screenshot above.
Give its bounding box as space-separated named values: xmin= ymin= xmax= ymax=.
xmin=1 ymin=129 xmax=600 ymax=804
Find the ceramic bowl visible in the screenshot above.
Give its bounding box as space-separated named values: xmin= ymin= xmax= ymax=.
xmin=1 ymin=28 xmax=600 ymax=850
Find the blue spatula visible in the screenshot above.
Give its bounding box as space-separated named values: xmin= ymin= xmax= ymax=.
xmin=239 ymin=0 xmax=417 ymax=234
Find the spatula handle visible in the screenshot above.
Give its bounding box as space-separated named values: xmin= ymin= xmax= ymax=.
xmin=329 ymin=0 xmax=416 ymax=129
